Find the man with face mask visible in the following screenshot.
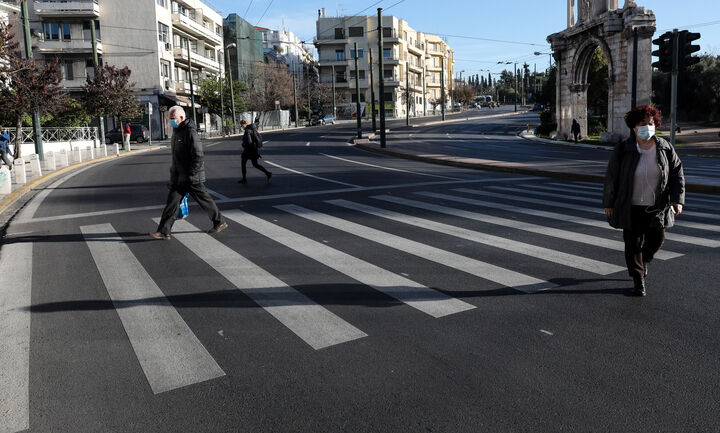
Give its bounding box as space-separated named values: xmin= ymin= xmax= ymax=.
xmin=602 ymin=104 xmax=685 ymax=296
xmin=149 ymin=106 xmax=227 ymax=239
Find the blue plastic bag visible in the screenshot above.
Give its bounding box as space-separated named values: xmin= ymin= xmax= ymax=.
xmin=176 ymin=193 xmax=189 ymax=219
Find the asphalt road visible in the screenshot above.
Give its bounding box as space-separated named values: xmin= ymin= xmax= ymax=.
xmin=1 ymin=110 xmax=719 ymax=433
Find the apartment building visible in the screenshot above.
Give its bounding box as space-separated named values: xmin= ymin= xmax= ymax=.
xmin=0 ymin=1 xmax=19 ymax=25
xmin=223 ymin=13 xmax=262 ymax=85
xmin=314 ymin=10 xmax=454 ymax=118
xmin=15 ymin=0 xmax=224 ymax=139
xmin=256 ymin=26 xmax=315 ymax=76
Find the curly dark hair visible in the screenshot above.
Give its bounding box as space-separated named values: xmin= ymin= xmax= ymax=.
xmin=624 ymin=104 xmax=662 ymax=129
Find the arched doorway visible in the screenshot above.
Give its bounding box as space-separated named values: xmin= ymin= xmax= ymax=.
xmin=570 ymin=40 xmax=614 ymax=140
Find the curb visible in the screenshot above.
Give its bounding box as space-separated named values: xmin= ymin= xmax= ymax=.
xmin=518 ymin=132 xmax=614 ymax=151
xmin=0 ymin=145 xmax=166 ymax=222
xmin=353 ymin=142 xmax=720 ymax=195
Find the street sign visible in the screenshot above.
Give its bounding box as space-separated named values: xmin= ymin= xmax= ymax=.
xmin=147 ymin=102 xmax=153 ymax=115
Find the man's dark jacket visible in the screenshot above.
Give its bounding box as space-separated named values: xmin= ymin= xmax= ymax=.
xmin=602 ymin=135 xmax=685 ymax=230
xmin=170 ymin=119 xmax=205 ymax=185
xmin=241 ymin=123 xmax=261 ymax=159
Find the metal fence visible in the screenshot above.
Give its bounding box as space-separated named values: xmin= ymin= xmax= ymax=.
xmin=6 ymin=127 xmax=99 ymax=144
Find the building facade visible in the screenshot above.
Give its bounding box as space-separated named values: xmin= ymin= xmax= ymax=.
xmin=223 ymin=13 xmax=262 ymax=85
xmin=14 ymin=0 xmax=225 ymax=139
xmin=256 ymin=26 xmax=314 ymax=76
xmin=314 ymin=11 xmax=454 ymax=118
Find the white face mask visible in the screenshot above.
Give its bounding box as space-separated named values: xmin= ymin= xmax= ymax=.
xmin=636 ymin=124 xmax=655 ymax=140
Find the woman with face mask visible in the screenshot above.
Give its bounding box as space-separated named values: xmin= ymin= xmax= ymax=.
xmin=602 ymin=105 xmax=685 ymax=296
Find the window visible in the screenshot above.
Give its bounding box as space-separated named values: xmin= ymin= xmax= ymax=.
xmin=215 ymin=24 xmax=222 ymax=35
xmin=44 ymin=23 xmax=59 ymax=40
xmin=383 ymin=69 xmax=393 ymax=79
xmin=349 ymin=70 xmax=365 ymax=80
xmin=383 ymin=48 xmax=392 ymax=59
xmin=349 ymin=49 xmax=363 ymax=59
xmin=174 ymin=34 xmax=189 ymax=50
xmin=160 ymin=60 xmax=171 ymax=79
xmin=403 ymin=31 xmax=407 ymax=40
xmin=334 ymin=28 xmax=344 ymax=39
xmin=156 ymin=0 xmax=167 ymax=7
xmin=62 ymin=23 xmax=71 ymax=41
xmin=335 ymin=50 xmax=344 ymax=61
xmin=382 ymin=27 xmax=393 ymax=38
xmin=351 ymin=93 xmax=366 ymax=103
xmin=335 ymin=68 xmax=346 ymax=83
xmin=348 ymin=27 xmax=363 ymax=37
xmin=158 ymin=22 xmax=169 ymax=43
xmin=383 ymin=92 xmax=393 ymax=101
xmin=64 ymin=60 xmax=74 ymax=80
xmin=190 ymin=40 xmax=198 ymax=54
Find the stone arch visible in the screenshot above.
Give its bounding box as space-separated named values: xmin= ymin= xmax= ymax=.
xmin=572 ymin=37 xmax=615 ymax=85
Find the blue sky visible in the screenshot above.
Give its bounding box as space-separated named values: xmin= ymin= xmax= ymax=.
xmin=210 ymin=0 xmax=720 ymax=76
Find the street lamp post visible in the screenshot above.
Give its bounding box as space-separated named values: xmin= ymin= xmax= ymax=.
xmin=225 ymin=42 xmax=237 ymax=133
xmin=218 ymin=51 xmax=225 ymax=136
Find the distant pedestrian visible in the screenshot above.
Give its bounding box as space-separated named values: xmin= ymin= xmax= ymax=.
xmin=149 ymin=106 xmax=227 ymax=240
xmin=237 ymin=118 xmax=272 ymax=184
xmin=603 ymin=104 xmax=685 ymax=296
xmin=571 ymin=119 xmax=581 ymax=143
xmin=0 ymin=126 xmax=12 ymax=170
xmin=122 ymin=122 xmax=131 ymax=149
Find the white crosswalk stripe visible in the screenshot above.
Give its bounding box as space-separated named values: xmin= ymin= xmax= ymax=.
xmin=420 ymin=191 xmax=683 ymax=260
xmin=470 ymin=187 xmax=720 ymax=248
xmin=495 ymin=185 xmax=720 ymax=234
xmin=546 ymin=182 xmax=720 ymax=208
xmin=221 ymin=210 xmax=475 ymax=318
xmin=164 ymin=218 xmax=368 ymax=350
xmin=326 ymin=199 xmax=625 ymax=275
xmin=275 ymin=204 xmax=556 ymax=293
xmin=370 ymin=194 xmax=651 ymax=256
xmin=80 ymin=223 xmax=225 ymax=394
xmin=518 ymin=183 xmax=720 ymax=223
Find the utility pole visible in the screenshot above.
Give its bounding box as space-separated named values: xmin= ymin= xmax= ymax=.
xmin=377 ymin=8 xmax=386 ymax=147
xmin=225 ymin=43 xmax=237 ymax=134
xmin=514 ymin=62 xmax=518 ymax=112
xmin=521 ymin=63 xmax=526 ymax=106
xmin=292 ymin=61 xmax=298 ymax=128
xmin=422 ymin=64 xmax=426 ymax=117
xmin=90 ymin=19 xmax=105 ymax=146
xmin=306 ymin=67 xmax=311 ymax=127
xmin=331 ymin=64 xmax=336 ymax=121
xmin=440 ymin=55 xmax=445 ymax=121
xmin=354 ymin=42 xmax=362 ymax=139
xmin=219 ymin=73 xmax=225 ymax=136
xmin=188 ymin=39 xmax=197 ymax=124
xmin=670 ymin=29 xmax=679 ymax=146
xmin=631 ymin=27 xmax=638 ymax=109
xmin=21 ymin=0 xmax=44 ymax=160
xmin=369 ymin=47 xmax=377 ymax=132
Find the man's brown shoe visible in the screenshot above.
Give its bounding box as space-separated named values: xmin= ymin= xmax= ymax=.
xmin=148 ymin=231 xmax=171 ymax=240
xmin=208 ymin=222 xmax=228 ymax=234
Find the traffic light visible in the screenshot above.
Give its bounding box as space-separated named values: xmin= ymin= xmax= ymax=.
xmin=652 ymin=31 xmax=673 ymax=72
xmin=678 ymin=30 xmax=701 ymax=69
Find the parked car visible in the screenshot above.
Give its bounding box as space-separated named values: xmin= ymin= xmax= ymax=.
xmin=105 ymin=123 xmax=148 ymax=143
xmin=532 ymin=104 xmax=544 ymax=111
xmin=318 ymin=114 xmax=335 ymax=125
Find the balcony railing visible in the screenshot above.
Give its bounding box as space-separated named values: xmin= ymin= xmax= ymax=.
xmin=34 ymin=0 xmax=99 ymax=17
xmin=173 ymin=47 xmax=220 ymax=71
xmin=37 ymin=39 xmax=101 ymax=54
xmin=171 ymin=12 xmax=222 ymax=44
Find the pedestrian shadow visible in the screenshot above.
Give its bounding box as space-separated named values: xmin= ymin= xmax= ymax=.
xmin=1 ymin=232 xmax=164 ymax=245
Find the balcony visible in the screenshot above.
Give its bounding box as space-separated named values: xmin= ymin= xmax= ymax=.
xmin=37 ymin=39 xmax=102 ymax=54
xmin=382 ymin=56 xmax=400 ymax=65
xmin=381 ymin=28 xmax=399 ymax=43
xmin=408 ymin=43 xmax=424 ymax=56
xmin=171 ymin=13 xmax=222 ymax=45
xmin=313 ymin=36 xmax=347 ymax=46
xmin=173 ymin=47 xmax=220 ymax=72
xmin=383 ymin=76 xmax=400 ymax=87
xmin=408 ymin=62 xmax=423 ymax=73
xmin=318 ymin=57 xmax=349 ymax=66
xmin=34 ymin=1 xmax=99 ymax=17
xmin=62 ymin=77 xmax=90 ymax=89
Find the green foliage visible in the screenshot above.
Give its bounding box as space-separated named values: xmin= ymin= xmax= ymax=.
xmin=44 ymin=99 xmax=92 ymax=127
xmin=82 ymin=65 xmax=141 ymax=120
xmin=536 ymin=110 xmax=557 ymax=136
xmin=652 ymin=54 xmax=720 ymax=122
xmin=197 ymin=78 xmax=247 ymax=119
xmin=587 ymin=47 xmax=608 ymax=129
xmin=587 ymin=115 xmax=606 ymax=136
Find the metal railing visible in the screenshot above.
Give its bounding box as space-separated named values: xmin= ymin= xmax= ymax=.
xmin=6 ymin=127 xmax=98 ymax=144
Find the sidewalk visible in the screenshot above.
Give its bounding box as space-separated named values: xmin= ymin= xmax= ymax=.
xmin=353 ymin=130 xmax=720 ymax=195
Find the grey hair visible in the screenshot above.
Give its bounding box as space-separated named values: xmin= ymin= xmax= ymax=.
xmin=168 ymin=105 xmax=185 ymax=118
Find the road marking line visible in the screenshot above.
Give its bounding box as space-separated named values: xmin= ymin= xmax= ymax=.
xmin=418 ymin=191 xmax=682 ymax=260
xmin=0 ymin=240 xmax=32 ymax=433
xmin=225 ymin=210 xmax=474 ymax=318
xmin=306 ymin=142 xmax=311 ymax=146
xmin=204 ymin=187 xmax=230 ymax=201
xmin=80 ymin=223 xmax=225 ymax=394
xmin=540 ymin=329 xmax=554 ymax=336
xmin=319 ymin=153 xmax=463 ymax=180
xmin=166 ymin=218 xmax=367 ymax=349
xmin=328 ymin=199 xmax=624 ymax=275
xmin=276 ymin=204 xmax=555 ymax=293
xmin=375 ymin=194 xmax=633 ymax=255
xmin=457 ymin=188 xmax=720 ymax=249
xmin=495 ymin=185 xmax=720 ymax=235
xmin=25 ymin=177 xmax=541 ymax=223
xmin=264 ymin=160 xmax=360 ymax=188
xmin=548 ymin=181 xmax=720 ymax=206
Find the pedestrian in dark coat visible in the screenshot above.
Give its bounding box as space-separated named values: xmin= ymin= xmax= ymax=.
xmin=149 ymin=106 xmax=227 ymax=239
xmin=237 ymin=118 xmax=272 ymax=184
xmin=603 ymin=104 xmax=685 ymax=296
xmin=571 ymin=119 xmax=581 ymax=143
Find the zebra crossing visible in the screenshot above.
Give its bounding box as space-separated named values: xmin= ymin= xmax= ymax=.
xmin=10 ymin=181 xmax=719 ymax=401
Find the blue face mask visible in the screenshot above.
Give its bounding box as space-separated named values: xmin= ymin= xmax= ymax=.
xmin=636 ymin=125 xmax=655 ymax=140
xmin=170 ymin=119 xmax=179 ymax=129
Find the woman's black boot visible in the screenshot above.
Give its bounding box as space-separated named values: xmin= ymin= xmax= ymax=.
xmin=632 ymin=275 xmax=646 ymax=297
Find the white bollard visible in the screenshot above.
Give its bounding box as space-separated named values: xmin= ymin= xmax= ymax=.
xmin=13 ymin=158 xmax=26 ymax=184
xmin=98 ymin=144 xmax=107 ymax=157
xmin=114 ymin=143 xmax=119 ymax=156
xmin=85 ymin=145 xmax=94 ymax=160
xmin=0 ymin=166 xmax=11 ymax=195
xmin=42 ymin=151 xmax=56 ymax=172
xmin=28 ymin=154 xmax=42 ymax=178
xmin=57 ymin=149 xmax=69 ymax=168
xmin=72 ymin=147 xmax=82 ymax=164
